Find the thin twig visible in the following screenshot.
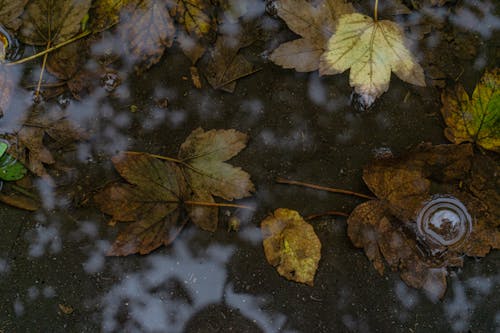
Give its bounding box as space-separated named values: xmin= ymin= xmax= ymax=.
xmin=125 ymin=151 xmax=183 ymax=164
xmin=6 ymin=31 xmax=91 ymax=66
xmin=305 ymin=210 xmax=349 ymax=221
xmin=125 ymin=151 xmax=204 ymax=174
xmin=214 ymin=67 xmax=262 ymax=90
xmin=35 ymin=42 xmax=50 ymax=98
xmin=276 ymin=177 xmax=376 ymax=200
xmin=183 ymin=200 xmax=254 ymax=210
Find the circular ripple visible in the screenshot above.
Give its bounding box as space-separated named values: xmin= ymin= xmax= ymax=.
xmin=416 ymin=196 xmax=472 ymax=249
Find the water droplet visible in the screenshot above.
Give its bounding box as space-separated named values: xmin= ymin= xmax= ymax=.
xmin=416 ymin=196 xmax=472 ymax=250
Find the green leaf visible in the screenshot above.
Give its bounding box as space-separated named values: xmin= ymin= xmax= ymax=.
xmin=441 ymin=68 xmax=500 ymax=152
xmin=0 ymin=154 xmax=28 ymax=181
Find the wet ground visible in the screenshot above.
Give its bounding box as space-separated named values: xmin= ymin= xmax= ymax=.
xmin=1 ymin=1 xmax=499 ymax=332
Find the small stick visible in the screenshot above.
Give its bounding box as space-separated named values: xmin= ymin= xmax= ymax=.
xmin=305 ymin=210 xmax=349 ymax=221
xmin=184 ymin=200 xmax=255 ymax=210
xmin=6 ymin=31 xmax=91 ymax=66
xmin=276 ymin=177 xmax=376 ymax=200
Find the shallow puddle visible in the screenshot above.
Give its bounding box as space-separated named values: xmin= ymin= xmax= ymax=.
xmin=0 ymin=0 xmax=499 ymax=332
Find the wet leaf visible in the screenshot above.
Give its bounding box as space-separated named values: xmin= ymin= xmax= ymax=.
xmin=441 ymin=68 xmax=500 ymax=152
xmin=261 ymin=208 xmax=321 ymax=286
xmin=0 ymin=180 xmax=40 ymax=211
xmin=348 ymin=143 xmax=500 ymax=297
xmin=89 ymin=0 xmax=126 ymax=32
xmin=119 ymin=0 xmax=175 ymax=72
xmin=178 ymin=128 xmax=254 ymax=231
xmin=319 ymin=13 xmax=425 ymax=108
xmin=46 ymin=41 xmax=87 ymax=81
xmin=19 ymin=0 xmax=92 ymax=45
xmin=0 ymin=0 xmax=28 ymax=30
xmin=0 ymin=65 xmax=14 ymax=116
xmin=204 ymin=22 xmax=259 ymax=92
xmin=95 ymin=153 xmax=187 ymax=256
xmin=269 ymin=0 xmax=354 ymax=72
xmin=95 ymin=128 xmax=254 ymax=255
xmin=5 ymin=107 xmax=86 ymax=176
xmin=169 ymin=0 xmax=214 ymax=39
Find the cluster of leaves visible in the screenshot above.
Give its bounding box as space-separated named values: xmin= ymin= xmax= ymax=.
xmin=347 ymin=143 xmax=499 ymax=298
xmin=0 ymin=0 xmax=261 ymax=101
xmin=94 ymin=128 xmax=254 ymax=256
xmin=270 ymin=0 xmax=425 ymax=108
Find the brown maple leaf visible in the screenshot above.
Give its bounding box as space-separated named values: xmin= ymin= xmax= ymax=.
xmin=118 ymin=0 xmax=176 ymax=72
xmin=95 ymin=128 xmax=255 ymax=256
xmin=348 ymin=143 xmax=500 ymax=298
xmin=5 ymin=106 xmax=86 ymax=176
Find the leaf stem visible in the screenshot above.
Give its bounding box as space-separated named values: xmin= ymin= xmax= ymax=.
xmin=183 ymin=200 xmax=255 ymax=210
xmin=6 ymin=31 xmax=91 ymax=66
xmin=374 ymin=0 xmax=379 ymax=21
xmin=214 ymin=67 xmax=262 ymax=90
xmin=276 ymin=177 xmax=376 ymax=200
xmin=125 ymin=151 xmax=184 ymax=164
xmin=305 ymin=210 xmax=349 ymax=221
xmin=35 ymin=42 xmax=50 ymax=98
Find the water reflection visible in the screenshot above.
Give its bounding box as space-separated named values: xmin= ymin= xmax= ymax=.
xmin=0 ymin=0 xmax=498 ymax=331
xmin=100 ymin=236 xmax=285 ymax=332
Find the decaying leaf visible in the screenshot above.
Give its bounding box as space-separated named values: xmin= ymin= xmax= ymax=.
xmin=261 ymin=208 xmax=321 ymax=286
xmin=179 ymin=128 xmax=254 ymax=231
xmin=319 ymin=13 xmax=425 ymax=108
xmin=119 ymin=0 xmax=175 ymax=71
xmin=5 ymin=107 xmax=86 ymax=176
xmin=269 ymin=0 xmax=354 ymax=72
xmin=95 ymin=153 xmax=187 ymax=256
xmin=169 ymin=0 xmax=214 ymax=39
xmin=0 ymin=0 xmax=28 ymax=30
xmin=89 ymin=0 xmax=127 ymax=32
xmin=0 ymin=65 xmax=14 ymax=116
xmin=169 ymin=0 xmax=216 ymax=63
xmin=441 ymin=68 xmax=499 ymax=152
xmin=0 ymin=178 xmax=40 ymax=211
xmin=348 ymin=143 xmax=500 ymax=298
xmin=19 ymin=0 xmax=92 ymax=45
xmin=95 ymin=128 xmax=255 ymax=255
xmin=204 ymin=22 xmax=259 ymax=92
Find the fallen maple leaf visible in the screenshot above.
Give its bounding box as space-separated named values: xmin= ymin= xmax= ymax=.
xmin=0 ymin=0 xmax=28 ymax=31
xmin=319 ymin=13 xmax=425 ymax=108
xmin=5 ymin=107 xmax=86 ymax=176
xmin=89 ymin=0 xmax=125 ymax=32
xmin=178 ymin=128 xmax=254 ymax=231
xmin=95 ymin=128 xmax=255 ymax=255
xmin=441 ymin=68 xmax=499 ymax=152
xmin=95 ymin=153 xmax=188 ymax=256
xmin=348 ymin=143 xmax=500 ymax=298
xmin=269 ymin=0 xmax=354 ymax=72
xmin=169 ymin=0 xmax=214 ymax=38
xmin=203 ymin=22 xmax=259 ymax=92
xmin=261 ymin=208 xmax=321 ymax=286
xmin=169 ymin=0 xmax=215 ymax=63
xmin=0 ymin=65 xmax=14 ymax=117
xmin=119 ymin=0 xmax=175 ymax=72
xmin=19 ymin=0 xmax=91 ymax=45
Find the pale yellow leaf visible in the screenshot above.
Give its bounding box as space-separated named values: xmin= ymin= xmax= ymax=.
xmin=319 ymin=13 xmax=425 ymax=105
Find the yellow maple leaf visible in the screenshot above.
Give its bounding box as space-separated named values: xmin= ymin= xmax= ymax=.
xmin=441 ymin=68 xmax=500 ymax=152
xmin=319 ymin=13 xmax=425 ymax=107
